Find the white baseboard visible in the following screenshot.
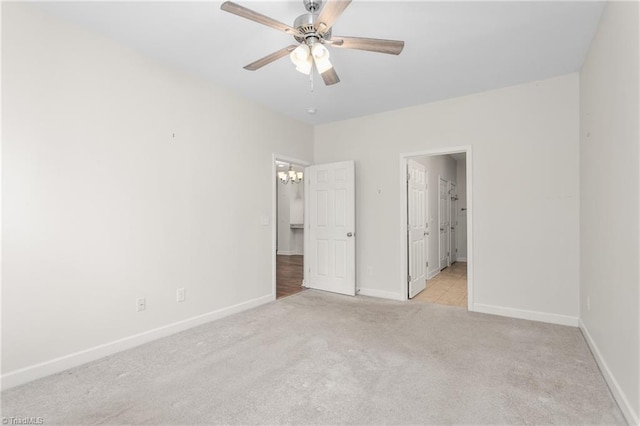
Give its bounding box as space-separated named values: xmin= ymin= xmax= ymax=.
xmin=427 ymin=269 xmax=440 ymax=280
xmin=1 ymin=293 xmax=274 ymax=390
xmin=580 ymin=320 xmax=639 ymax=426
xmin=456 ymin=257 xmax=467 ymax=262
xmin=357 ymin=287 xmax=405 ymax=301
xmin=276 ymin=250 xmax=303 ymax=256
xmin=473 ymin=303 xmax=579 ymax=327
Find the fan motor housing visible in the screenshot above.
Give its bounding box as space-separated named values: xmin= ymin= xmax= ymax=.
xmin=293 ymin=13 xmax=331 ymax=44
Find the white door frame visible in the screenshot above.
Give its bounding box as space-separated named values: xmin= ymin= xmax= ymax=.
xmin=272 ymin=153 xmax=311 ymax=300
xmin=399 ymin=146 xmax=474 ymax=310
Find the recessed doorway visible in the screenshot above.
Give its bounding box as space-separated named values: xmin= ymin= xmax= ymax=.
xmin=400 ymin=147 xmax=472 ymax=310
xmin=274 ymin=158 xmax=307 ymax=299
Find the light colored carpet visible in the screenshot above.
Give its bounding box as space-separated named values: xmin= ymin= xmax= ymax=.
xmin=1 ymin=290 xmax=625 ymax=425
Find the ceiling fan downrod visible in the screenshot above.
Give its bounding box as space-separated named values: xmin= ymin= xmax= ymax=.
xmin=303 ymin=0 xmax=322 ymax=13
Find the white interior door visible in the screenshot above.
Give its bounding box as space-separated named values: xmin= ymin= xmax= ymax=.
xmin=450 ymin=182 xmax=458 ymax=263
xmin=305 ymin=161 xmax=356 ymax=296
xmin=439 ymin=178 xmax=450 ymax=269
xmin=407 ymin=160 xmax=428 ymax=298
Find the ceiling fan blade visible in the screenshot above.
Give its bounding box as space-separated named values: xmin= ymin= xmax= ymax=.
xmin=321 ymin=67 xmax=340 ymax=86
xmin=322 ymin=38 xmax=344 ymax=47
xmin=221 ymin=1 xmax=299 ymax=36
xmin=314 ymin=0 xmax=352 ymax=35
xmin=243 ymin=45 xmax=298 ymax=71
xmin=331 ymin=36 xmax=405 ymax=55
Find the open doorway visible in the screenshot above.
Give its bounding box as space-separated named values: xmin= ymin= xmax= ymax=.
xmin=275 ymin=159 xmax=306 ymax=299
xmin=401 ymin=148 xmax=472 ymax=310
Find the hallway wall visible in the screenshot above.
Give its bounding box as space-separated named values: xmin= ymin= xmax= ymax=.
xmin=277 ymin=179 xmax=304 ymax=255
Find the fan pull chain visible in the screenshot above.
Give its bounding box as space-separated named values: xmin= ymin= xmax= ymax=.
xmin=309 ymin=70 xmax=314 ymax=93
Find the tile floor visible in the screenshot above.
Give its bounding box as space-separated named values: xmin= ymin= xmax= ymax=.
xmin=413 ymin=262 xmax=467 ymax=308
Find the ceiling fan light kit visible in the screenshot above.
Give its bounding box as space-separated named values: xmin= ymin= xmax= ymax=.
xmin=220 ymin=0 xmax=405 ymax=86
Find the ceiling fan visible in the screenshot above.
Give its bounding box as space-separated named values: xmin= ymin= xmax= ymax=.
xmin=220 ymin=0 xmax=405 ymax=86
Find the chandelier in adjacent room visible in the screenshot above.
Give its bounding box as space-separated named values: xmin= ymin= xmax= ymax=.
xmin=278 ymin=165 xmax=303 ymax=184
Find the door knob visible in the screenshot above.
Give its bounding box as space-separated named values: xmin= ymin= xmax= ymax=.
xmin=347 ymin=232 xmax=353 ymax=237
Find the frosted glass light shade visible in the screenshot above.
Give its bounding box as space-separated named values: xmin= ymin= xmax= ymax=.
xmin=311 ymin=44 xmax=332 ymax=73
xmin=290 ymin=44 xmax=312 ymax=75
xmin=315 ymin=57 xmax=333 ymax=74
xmin=290 ymin=45 xmax=310 ymax=66
xmin=296 ymin=56 xmax=313 ymax=75
xmin=311 ymin=43 xmax=329 ymax=60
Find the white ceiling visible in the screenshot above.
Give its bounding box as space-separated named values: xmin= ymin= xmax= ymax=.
xmin=276 ymin=160 xmax=304 ymax=172
xmin=34 ymin=1 xmax=605 ymax=125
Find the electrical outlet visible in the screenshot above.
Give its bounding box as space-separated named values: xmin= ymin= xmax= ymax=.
xmin=177 ymin=288 xmax=185 ymax=303
xmin=137 ymin=298 xmax=146 ymax=312
xmin=587 ymin=296 xmax=591 ymax=311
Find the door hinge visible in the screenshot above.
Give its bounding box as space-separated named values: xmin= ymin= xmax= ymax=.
xmin=407 ymin=172 xmax=411 ymax=181
xmin=426 ymin=261 xmax=429 ymax=267
xmin=407 ymin=274 xmax=412 ymax=283
xmin=308 ymin=267 xmax=311 ymax=273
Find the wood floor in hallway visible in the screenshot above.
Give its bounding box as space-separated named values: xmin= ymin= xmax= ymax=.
xmin=276 ymin=255 xmax=305 ymax=299
xmin=413 ymin=261 xmax=467 ymax=308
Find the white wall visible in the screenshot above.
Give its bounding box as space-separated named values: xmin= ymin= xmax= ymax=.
xmin=579 ymin=1 xmax=639 ymax=423
xmin=1 ymin=3 xmax=313 ymax=384
xmin=315 ymin=73 xmax=580 ymax=325
xmin=277 ymin=179 xmax=304 ymax=255
xmin=456 ymin=158 xmax=468 ymax=261
xmin=414 ymin=155 xmax=457 ymax=278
